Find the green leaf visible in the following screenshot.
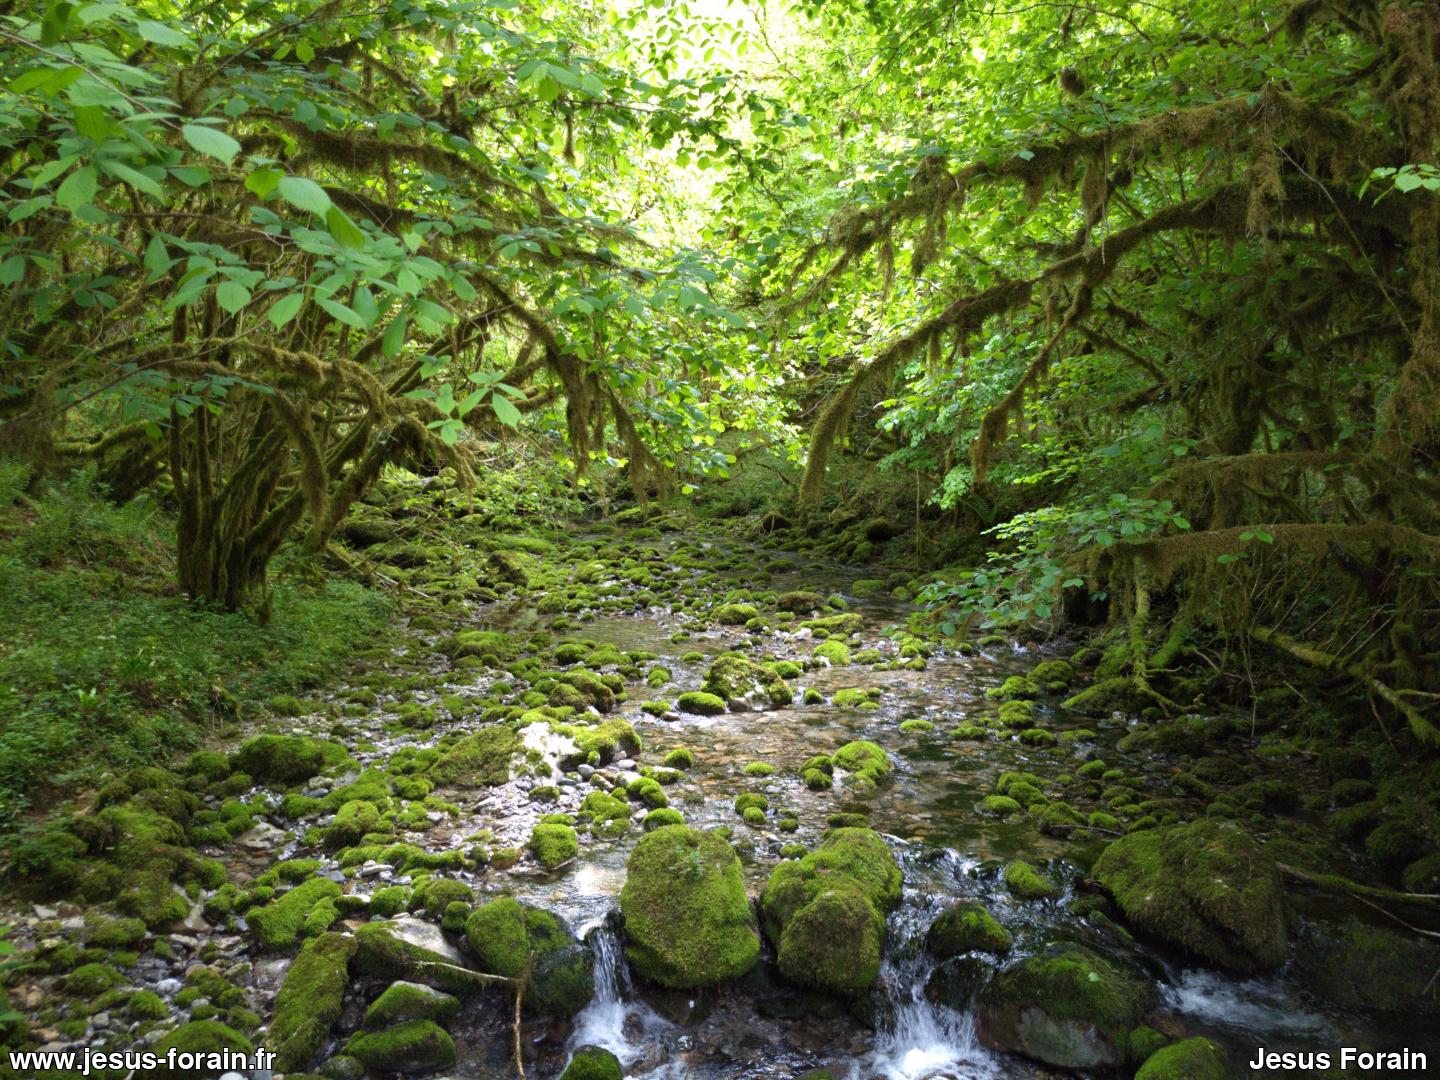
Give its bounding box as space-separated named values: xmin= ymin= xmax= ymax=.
xmin=216 ymin=281 xmax=250 ymax=314
xmin=182 ymin=123 xmax=241 ymax=164
xmin=325 ymin=206 xmax=365 ymax=249
xmin=268 ymin=292 xmax=304 ymax=328
xmin=0 ymin=255 xmax=26 ymax=286
xmin=277 ymin=175 xmax=331 ymax=216
xmin=317 ymin=296 xmax=367 ymax=328
xmin=102 ymin=160 xmax=165 ymax=199
xmin=491 ymin=391 xmax=522 ymax=427
xmin=245 ymin=168 xmax=283 ymax=198
xmin=143 ymin=235 xmax=170 ymax=277
xmin=55 ymin=165 xmax=98 ymax=211
xmin=137 ymin=19 xmax=193 ymax=47
xmin=381 ymin=315 xmax=407 ymax=357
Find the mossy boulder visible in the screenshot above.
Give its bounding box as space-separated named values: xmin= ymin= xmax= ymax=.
xmin=345 ymin=1020 xmax=456 ymax=1072
xmin=759 ymin=827 xmax=902 ymax=994
xmin=232 ymin=734 xmax=325 ymax=784
xmin=676 ymin=691 xmax=727 ymax=716
xmin=1293 ymin=917 xmax=1440 ymax=1016
xmin=831 ymin=740 xmax=890 ymax=788
xmin=363 ymin=981 xmax=461 ymax=1029
xmin=714 ymin=602 xmax=760 ymax=625
xmin=1092 ymin=819 xmax=1285 ymax=974
xmin=353 ymin=919 xmax=476 ymax=995
xmin=619 ymin=826 xmax=760 ymax=988
xmin=249 ymin=878 xmax=343 ymax=950
xmin=927 ymin=902 xmax=1012 ymax=957
xmin=813 ymin=640 xmax=851 ymax=666
xmin=464 ymin=898 xmax=594 ymax=1016
xmin=150 ymin=1021 xmax=254 ymax=1079
xmin=560 ymin=1046 xmax=623 ymax=1080
xmin=976 ymin=944 xmax=1156 ymax=1069
xmin=1135 ymin=1037 xmax=1233 ymax=1080
xmin=702 ymin=654 xmax=793 ymax=708
xmin=427 ymin=725 xmax=519 ymax=787
xmin=269 ymin=932 xmax=356 ymax=1072
xmin=530 ymin=822 xmax=579 ymax=868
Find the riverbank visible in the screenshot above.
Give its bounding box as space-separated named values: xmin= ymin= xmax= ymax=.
xmin=0 ymin=471 xmax=1436 ymax=1080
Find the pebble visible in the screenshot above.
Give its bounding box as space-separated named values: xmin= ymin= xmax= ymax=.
xmin=358 ymin=862 xmax=392 ymax=878
xmin=577 ymin=765 xmax=595 ymax=778
xmin=32 ymin=905 xmax=57 ymax=919
xmin=156 ymin=978 xmax=182 ymax=995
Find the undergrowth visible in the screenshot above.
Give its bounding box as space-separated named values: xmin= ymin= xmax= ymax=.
xmin=0 ymin=469 xmax=391 ymax=825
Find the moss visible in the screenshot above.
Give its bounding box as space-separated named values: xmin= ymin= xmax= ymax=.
xmin=1134 ymin=1037 xmax=1231 ymax=1080
xmin=418 ymin=877 xmax=474 ymax=917
xmin=626 ymin=776 xmax=667 ymax=808
xmin=353 ymin=921 xmax=476 ymax=995
xmin=150 ymin=1021 xmax=254 ymax=1078
xmin=977 ymin=944 xmax=1155 ymax=1069
xmin=87 ymin=916 xmax=147 ymax=948
xmin=743 ymin=761 xmax=777 ymax=777
xmin=369 ymin=885 xmax=411 ymax=917
xmin=813 ymin=640 xmax=851 ymax=666
xmin=832 ymin=687 xmax=881 ymax=710
xmin=529 ymin=823 xmax=579 ymax=868
xmin=803 ymin=687 xmax=825 ymax=704
xmin=714 ymin=602 xmax=760 ymax=624
xmin=619 ymin=826 xmax=760 ymax=988
xmin=1403 ymin=851 xmax=1440 ymax=893
xmin=735 ymin=793 xmax=769 ymax=815
xmin=249 ymin=878 xmax=343 ymax=950
xmin=1003 ymin=860 xmax=1059 ymax=900
xmin=986 ymin=675 xmax=1041 ymax=701
xmin=899 ymin=718 xmax=935 ymax=733
xmin=1294 ymin=917 xmax=1440 ymax=1015
xmin=927 ymin=901 xmax=1012 ymax=956
xmin=663 ymin=748 xmax=695 ymax=769
xmin=676 ymin=691 xmax=727 ymax=715
xmin=560 ymin=1046 xmax=624 ymax=1080
xmin=703 ymin=654 xmax=793 ymax=707
xmin=582 ymin=790 xmax=630 ymax=824
xmin=269 ymin=932 xmax=356 ymax=1072
xmin=345 ymin=1019 xmax=456 ymax=1072
xmin=232 ymin=734 xmax=326 ymax=784
xmin=1037 ymin=801 xmax=1084 ymax=836
xmin=980 ymin=795 xmax=1022 ymax=817
xmin=328 ymin=800 xmax=385 ymax=848
xmin=363 ymin=981 xmax=460 ymax=1029
xmin=831 ymin=740 xmax=890 ymax=787
xmin=759 ymin=828 xmax=902 ymax=994
xmin=1092 ymin=818 xmax=1285 ymax=974
xmin=1365 ymin=819 xmax=1430 ymax=876
xmin=127 ymin=989 xmax=167 ymax=1020
xmin=67 ymin=962 xmax=124 ymax=996
xmin=801 ymin=613 xmax=863 ymax=635
xmin=426 ymin=725 xmax=518 ymax=787
xmin=644 ymin=808 xmax=685 ymax=830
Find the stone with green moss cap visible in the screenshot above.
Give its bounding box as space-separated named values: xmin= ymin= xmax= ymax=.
xmin=702 ymin=654 xmax=793 ymax=708
xmin=560 ymin=1045 xmax=623 ymax=1080
xmin=345 ymin=1019 xmax=455 ymax=1072
xmin=977 ymin=943 xmax=1156 ymax=1068
xmin=831 ymin=740 xmax=890 ymax=788
xmin=1092 ymin=818 xmax=1285 ymax=974
xmin=232 ymin=734 xmax=326 ymax=784
xmin=150 ymin=1020 xmax=254 ymax=1079
xmin=363 ymin=981 xmax=460 ymax=1029
xmin=269 ymin=932 xmax=356 ymax=1072
xmin=464 ymin=897 xmax=594 ymax=1016
xmin=927 ymin=901 xmax=1012 ymax=957
xmin=249 ymin=877 xmax=342 ymax=950
xmin=1135 ymin=1037 xmax=1233 ymax=1080
xmin=353 ymin=918 xmax=479 ymax=995
xmin=426 ymin=725 xmax=518 ymax=787
xmin=759 ymin=827 xmax=902 ymax=994
xmin=619 ymin=825 xmax=759 ymax=988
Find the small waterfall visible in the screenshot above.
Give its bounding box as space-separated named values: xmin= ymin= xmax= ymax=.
xmin=866 ymin=870 xmax=1000 ymax=1080
xmin=564 ymin=920 xmax=675 ymax=1074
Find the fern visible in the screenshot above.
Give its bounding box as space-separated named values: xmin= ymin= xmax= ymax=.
xmin=0 ymin=458 xmax=31 ymax=511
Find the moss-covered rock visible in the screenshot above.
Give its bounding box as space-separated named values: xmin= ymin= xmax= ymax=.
xmin=831 ymin=740 xmax=890 ymax=788
xmin=464 ymin=898 xmax=594 ymax=1016
xmin=530 ymin=822 xmax=579 ymax=868
xmin=269 ymin=932 xmax=356 ymax=1072
xmin=353 ymin=919 xmax=477 ymax=996
xmin=1004 ymin=860 xmax=1059 ymax=900
xmin=232 ymin=734 xmax=325 ymax=784
xmin=150 ymin=1021 xmax=254 ymax=1079
xmin=1293 ymin=917 xmax=1440 ymax=1016
xmin=1092 ymin=819 xmax=1285 ymax=974
xmin=702 ymin=655 xmax=793 ymax=708
xmin=249 ymin=878 xmax=343 ymax=950
xmin=759 ymin=827 xmax=902 ymax=994
xmin=676 ymin=691 xmax=727 ymax=716
xmin=345 ymin=1020 xmax=456 ymax=1072
xmin=927 ymin=902 xmax=1012 ymax=957
xmin=619 ymin=826 xmax=759 ymax=988
xmin=427 ymin=725 xmax=518 ymax=787
xmin=1135 ymin=1037 xmax=1233 ymax=1080
xmin=976 ymin=944 xmax=1155 ymax=1069
xmin=813 ymin=640 xmax=851 ymax=666
xmin=560 ymin=1046 xmax=623 ymax=1080
xmin=363 ymin=981 xmax=461 ymax=1029
xmin=714 ymin=602 xmax=760 ymax=625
